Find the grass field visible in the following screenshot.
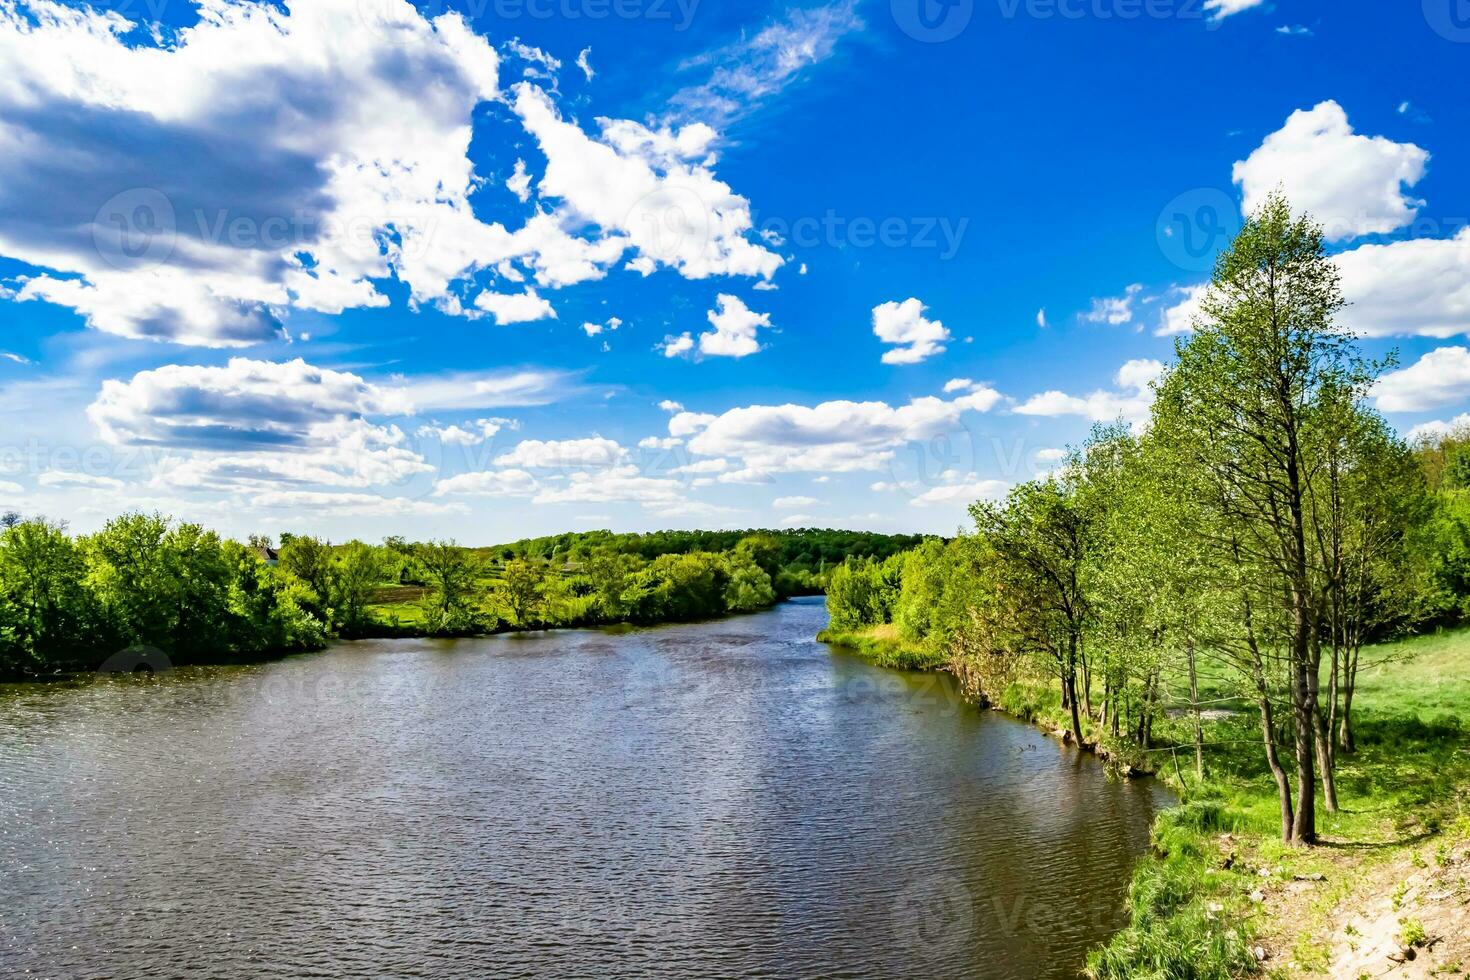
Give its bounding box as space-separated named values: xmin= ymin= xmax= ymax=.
xmin=820 ymin=619 xmax=1470 ymax=977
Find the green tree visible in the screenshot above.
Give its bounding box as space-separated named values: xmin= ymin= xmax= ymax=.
xmin=497 ymin=558 xmax=545 ymax=626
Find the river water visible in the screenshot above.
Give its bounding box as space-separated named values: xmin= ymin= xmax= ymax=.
xmin=1 ymin=598 xmax=1167 ymax=979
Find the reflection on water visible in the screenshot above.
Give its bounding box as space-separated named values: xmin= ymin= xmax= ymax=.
xmin=0 ymin=597 xmax=1168 ymax=978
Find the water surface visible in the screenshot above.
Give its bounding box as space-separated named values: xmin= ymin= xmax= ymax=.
xmin=1 ymin=598 xmax=1167 ymax=978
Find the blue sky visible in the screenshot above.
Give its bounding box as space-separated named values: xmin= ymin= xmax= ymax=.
xmin=1 ymin=0 xmax=1468 ymax=542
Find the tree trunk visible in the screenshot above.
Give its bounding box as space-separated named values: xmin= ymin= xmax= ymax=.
xmin=1187 ymin=641 xmax=1204 ymax=782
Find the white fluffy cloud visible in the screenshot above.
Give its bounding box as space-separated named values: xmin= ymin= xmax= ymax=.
xmin=659 ymin=333 xmax=696 ymax=358
xmin=416 ymin=419 xmax=510 ymax=445
xmin=700 ymin=294 xmax=771 ymax=358
xmin=0 ymin=0 xmax=781 ymax=347
xmin=873 ymin=298 xmax=951 ymax=364
xmin=85 ymin=357 xmax=568 ymax=497
xmin=1406 ymin=414 xmax=1470 ymax=445
xmin=1014 ymin=359 xmax=1165 ymax=426
xmin=1373 ymin=347 xmax=1470 ymax=413
xmin=431 ymin=469 xmax=538 ymax=498
xmin=1082 ymin=285 xmax=1143 ymax=326
xmin=474 ymin=288 xmax=557 ymax=325
xmin=494 ymin=437 xmax=627 ymax=469
xmin=0 ymin=0 xmax=505 ymax=345
xmin=510 ymin=83 xmax=781 ymax=284
xmin=1162 ymin=228 xmax=1470 ymax=341
xmin=1233 ymin=101 xmax=1429 ymax=242
xmin=679 ymin=387 xmax=1002 ymax=474
xmin=773 ymin=495 xmax=820 ymax=509
xmin=1334 ymin=229 xmax=1470 ymax=338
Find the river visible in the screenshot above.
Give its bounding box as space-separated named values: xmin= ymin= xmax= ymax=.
xmin=1 ymin=597 xmax=1168 ymax=978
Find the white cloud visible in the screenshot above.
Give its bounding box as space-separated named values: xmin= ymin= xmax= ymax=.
xmin=507 ymin=159 xmax=532 ymax=202
xmin=1014 ymin=358 xmax=1164 ymax=427
xmin=681 ymin=388 xmax=1002 ymax=474
xmin=668 ymin=1 xmax=863 ymax=127
xmin=943 ymin=378 xmax=974 ymax=393
xmin=533 ymin=464 xmax=686 ymax=507
xmin=658 ymin=400 xmax=685 ymax=413
xmin=873 ymin=298 xmax=950 ymax=364
xmin=581 ymin=316 xmax=622 ymax=337
xmin=1163 ymin=228 xmax=1470 ymax=341
xmin=38 ymin=472 xmax=124 ymax=491
xmin=909 ymin=479 xmax=1010 ymax=507
xmin=1233 ymin=101 xmax=1429 ymax=242
xmin=773 ymin=495 xmax=820 ymax=509
xmin=779 ymin=514 xmax=817 ymax=527
xmin=431 ymin=469 xmax=538 ymax=497
xmin=638 ymin=436 xmax=682 ymax=450
xmin=1036 ymin=308 xmax=1048 ymax=329
xmin=416 ymin=418 xmax=509 ymax=445
xmin=1372 ymin=347 xmax=1470 ymax=413
xmin=249 ymin=490 xmax=465 ymax=517
xmin=659 ymin=333 xmax=696 ymax=358
xmin=1083 ymin=284 xmax=1143 ymax=326
xmin=1334 ymin=229 xmax=1470 ymax=338
xmin=0 ymin=0 xmax=782 ymax=348
xmin=494 ymin=437 xmax=626 ymax=469
xmin=576 ymin=47 xmax=595 ymax=81
xmin=1204 ymin=0 xmax=1266 ymax=19
xmin=0 ymin=0 xmax=506 ymax=345
xmin=699 ymin=294 xmax=771 ymax=358
xmin=0 ymin=479 xmax=23 ymax=494
xmin=1035 ymin=448 xmax=1067 ymax=462
xmin=510 ymin=83 xmax=781 ymax=283
xmin=1 ymin=351 xmax=32 ymax=364
xmin=474 ymin=288 xmax=556 ymax=325
xmin=1157 ymin=284 xmax=1208 ymax=336
xmin=1406 ymin=414 xmax=1470 ymax=445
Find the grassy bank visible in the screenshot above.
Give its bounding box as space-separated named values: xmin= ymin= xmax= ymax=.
xmin=817 ymin=618 xmax=1470 ymax=977
xmin=815 ymin=623 xmax=948 ymax=671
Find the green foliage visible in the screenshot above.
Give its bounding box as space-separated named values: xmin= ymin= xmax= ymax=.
xmin=0 ymin=513 xmax=325 ymax=678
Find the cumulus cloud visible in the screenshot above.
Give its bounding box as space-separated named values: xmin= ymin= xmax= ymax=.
xmin=1013 ymin=358 xmax=1165 ymax=427
xmin=416 ymin=419 xmax=510 ymax=445
xmin=1083 ymin=284 xmax=1143 ymax=326
xmin=1163 ymin=228 xmax=1470 ymax=341
xmin=431 ymin=469 xmax=538 ymax=497
xmin=1233 ymin=101 xmax=1429 ymax=242
xmin=509 ymin=83 xmax=782 ymax=283
xmin=659 ymin=332 xmax=696 ymax=358
xmin=678 ymin=387 xmax=1002 ymax=474
xmin=474 ymin=288 xmax=557 ymax=325
xmin=249 ymin=490 xmax=465 ymax=517
xmin=700 ymin=294 xmax=771 ymax=358
xmin=532 ymin=464 xmax=686 ymax=506
xmin=494 ymin=437 xmax=627 ymax=469
xmin=1372 ymin=347 xmax=1470 ymax=413
xmin=0 ymin=0 xmax=782 ymax=347
xmin=873 ymin=298 xmax=951 ymax=364
xmin=1406 ymin=414 xmax=1470 ymax=445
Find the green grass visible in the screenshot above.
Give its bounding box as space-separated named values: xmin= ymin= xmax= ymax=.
xmin=815 ymin=622 xmax=949 ymax=670
xmin=1085 ymin=626 xmax=1470 ymax=977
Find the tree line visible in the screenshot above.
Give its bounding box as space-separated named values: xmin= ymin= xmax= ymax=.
xmin=828 ymin=193 xmax=1467 ymax=848
xmin=0 ymin=516 xmax=919 ymax=678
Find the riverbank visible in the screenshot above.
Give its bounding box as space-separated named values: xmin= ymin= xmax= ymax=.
xmin=819 ymin=621 xmax=1470 ymax=978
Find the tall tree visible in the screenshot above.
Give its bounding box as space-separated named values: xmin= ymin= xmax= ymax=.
xmin=1152 ymin=191 xmax=1360 ymax=845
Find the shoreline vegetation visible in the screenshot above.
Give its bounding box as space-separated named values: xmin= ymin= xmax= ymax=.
xmin=819 ymin=196 xmax=1470 ymax=978
xmin=0 ymin=521 xmax=919 ymax=680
